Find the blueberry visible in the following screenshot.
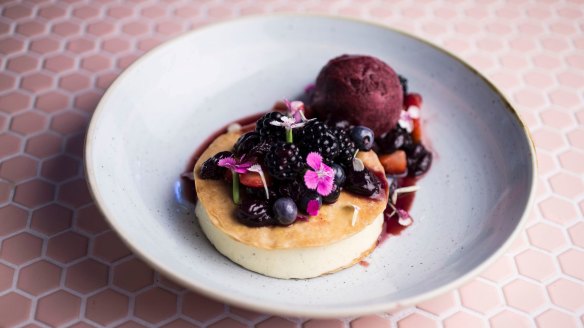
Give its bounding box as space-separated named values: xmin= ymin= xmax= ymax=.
xmin=298 ymin=191 xmax=322 ymax=215
xmin=322 ymin=183 xmax=341 ymax=204
xmin=331 ymin=163 xmax=346 ymax=186
xmin=273 ymin=197 xmax=298 ymax=225
xmin=350 ymin=126 xmax=375 ymax=151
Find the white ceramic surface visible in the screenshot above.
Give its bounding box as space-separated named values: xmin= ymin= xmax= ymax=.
xmin=86 ymin=15 xmax=536 ymax=318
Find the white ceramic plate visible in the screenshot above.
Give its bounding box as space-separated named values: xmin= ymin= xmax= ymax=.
xmin=86 ymin=15 xmax=536 ymax=317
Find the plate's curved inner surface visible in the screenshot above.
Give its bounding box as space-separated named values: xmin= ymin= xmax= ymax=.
xmin=88 ymin=16 xmax=534 ymax=314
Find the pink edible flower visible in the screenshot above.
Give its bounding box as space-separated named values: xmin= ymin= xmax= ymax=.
xmin=283 ymin=99 xmax=306 ymax=122
xmin=398 ymin=106 xmax=420 ymax=133
xmin=217 ymin=157 xmax=253 ymax=174
xmin=303 ymin=152 xmax=334 ymax=196
xmin=307 ymin=199 xmax=320 ymax=216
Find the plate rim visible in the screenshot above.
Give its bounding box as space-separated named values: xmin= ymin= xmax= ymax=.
xmin=85 ymin=13 xmax=537 ymax=318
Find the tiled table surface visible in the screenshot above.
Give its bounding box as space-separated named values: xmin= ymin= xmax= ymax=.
xmin=0 ymin=0 xmax=583 ymax=327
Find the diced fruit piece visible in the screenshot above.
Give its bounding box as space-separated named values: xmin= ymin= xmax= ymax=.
xmin=350 ymin=126 xmax=375 ymax=151
xmin=412 ymin=119 xmax=422 ymax=144
xmin=273 ymin=197 xmax=298 ymax=225
xmin=379 ymin=150 xmax=407 ymax=175
xmin=239 ymin=172 xmax=266 ymax=188
xmin=405 ymin=93 xmax=423 ymax=108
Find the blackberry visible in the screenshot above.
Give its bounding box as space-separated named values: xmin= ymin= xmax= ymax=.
xmin=264 ymin=142 xmax=304 ymax=180
xmin=298 ymin=121 xmax=339 ymax=160
xmin=334 ymin=127 xmax=357 ymax=165
xmin=275 ymin=178 xmax=306 ymax=202
xmin=199 ymin=151 xmax=232 ymax=179
xmin=406 ymin=144 xmax=432 ymax=177
xmin=236 ymin=200 xmax=276 ymax=227
xmin=345 ymin=167 xmax=380 ymax=197
xmin=233 ymin=132 xmax=261 ymax=157
xmin=243 ymin=187 xmax=278 ymax=203
xmin=256 ymin=112 xmax=284 ymax=141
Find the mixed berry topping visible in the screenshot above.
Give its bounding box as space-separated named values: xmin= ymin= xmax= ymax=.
xmin=198 ymin=77 xmax=432 ymax=228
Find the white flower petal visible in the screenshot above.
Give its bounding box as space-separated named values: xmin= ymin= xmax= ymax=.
xmin=353 ymin=157 xmax=365 ymax=172
xmin=349 ymin=204 xmax=361 ymax=227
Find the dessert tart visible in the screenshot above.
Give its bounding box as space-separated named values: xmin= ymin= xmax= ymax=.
xmin=188 ymin=54 xmax=433 ymax=279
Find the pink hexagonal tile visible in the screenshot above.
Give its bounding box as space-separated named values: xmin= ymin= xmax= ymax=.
xmin=557 ymin=71 xmax=584 ymax=88
xmin=36 ymin=290 xmax=81 ymax=327
xmin=256 ymin=317 xmax=295 ymax=328
xmin=416 ymin=290 xmax=457 ymax=316
xmin=536 ymin=309 xmax=578 ymax=328
xmin=157 ymin=274 xmax=184 ymax=292
xmin=459 ymin=280 xmax=502 ymax=314
xmin=162 ymin=319 xmax=199 ymax=328
xmin=351 ymin=315 xmax=391 ymax=328
xmin=0 ymin=292 xmax=32 ymax=327
xmin=558 ymin=249 xmax=584 ymax=280
xmin=3 ymin=3 xmax=33 ymax=19
xmin=86 ymin=289 xmax=129 ymax=326
xmin=526 ymin=222 xmax=567 ymax=252
xmin=566 ymin=54 xmax=584 ymax=69
xmin=539 ymin=196 xmax=579 ymax=224
xmin=567 ymin=129 xmax=584 ymax=150
xmin=67 ymin=321 xmax=97 ymax=328
xmin=514 ymin=249 xmax=557 ymax=281
xmin=46 ymin=231 xmax=88 ymax=263
xmin=502 ymin=279 xmax=546 ymax=314
xmin=57 ymin=178 xmax=92 ymax=208
xmin=535 ymin=151 xmax=557 ymax=177
xmin=174 ymin=4 xmax=201 ymax=18
xmin=0 ymin=73 xmax=16 ymax=92
xmin=549 ymin=89 xmax=581 ymax=108
xmin=38 ymin=5 xmax=67 ymax=20
xmin=94 ymin=230 xmax=132 ymax=263
xmin=73 ymin=5 xmax=100 ymax=19
xmin=228 ymin=306 xmax=263 ymax=322
xmin=137 ymin=37 xmax=163 ymax=52
xmin=13 ymin=179 xmax=55 ymax=207
xmin=74 ymin=91 xmax=102 ymax=113
xmin=208 ymin=318 xmax=246 ymax=328
xmin=25 ymin=132 xmax=61 ymax=158
xmin=0 ymin=232 xmax=42 ymax=265
xmin=443 ymin=311 xmax=485 ymax=328
xmin=66 ymin=37 xmax=96 ymax=54
xmin=0 ymin=133 xmax=22 ymax=158
xmin=568 ymin=222 xmax=584 ymax=247
xmin=0 ymin=38 xmax=25 ymax=56
xmin=41 ymin=154 xmax=80 ymax=182
xmin=558 ymin=150 xmax=584 ymax=174
xmin=76 ymin=204 xmax=110 ymax=234
xmin=29 ymin=37 xmax=60 ymax=55
xmin=96 ymin=71 xmax=118 ymax=89
xmin=107 ymin=5 xmax=134 ymax=19
xmin=156 ymin=20 xmax=183 ymax=36
xmin=303 ymin=319 xmax=343 ymax=328
xmin=7 ymin=54 xmax=39 ymax=73
xmin=81 ymin=54 xmax=111 ymax=72
xmin=112 ymin=257 xmax=153 ymax=291
xmin=65 ymin=132 xmax=85 ymax=158
xmin=0 ymin=91 xmax=31 ymax=113
xmin=514 ymin=89 xmax=547 ymax=109
xmin=141 ymin=4 xmax=167 ymax=19
xmin=397 ymin=313 xmax=437 ymax=328
xmin=102 ymin=37 xmax=132 ymax=54
xmin=134 ymin=287 xmax=177 ymax=324
xmin=35 ymin=91 xmax=68 ymax=113
xmin=50 ymin=111 xmax=87 ymax=135
xmin=547 ymin=278 xmax=584 ymax=311
xmin=52 ymin=21 xmax=81 ymax=37
xmin=117 ymin=53 xmax=140 ymax=69
xmin=540 ymin=109 xmax=575 ymax=130
xmin=87 ymin=21 xmax=115 ymax=37
xmin=0 ymin=261 xmax=14 ymax=291
xmin=10 ymin=111 xmax=47 ymax=135
xmin=31 ymin=204 xmax=73 ymax=236
xmin=44 ymin=54 xmax=76 ymax=73
xmin=17 ymin=260 xmax=61 ymax=295
xmin=0 ymin=155 xmax=37 ymax=182
xmin=549 ymin=172 xmax=583 ymax=198
xmin=16 ymin=20 xmax=46 ymax=37
xmin=0 ymin=180 xmax=11 ymax=204
xmin=21 ymin=72 xmax=53 ymax=93
xmin=117 ymin=321 xmax=149 ymax=328
xmin=65 ymin=259 xmax=108 ymax=293
xmin=508 ymin=36 xmax=537 ymax=52
xmin=182 ymin=291 xmax=224 ymax=322
xmin=59 ymin=73 xmax=91 ymax=92
xmin=122 ymin=21 xmax=150 ymax=36
xmin=488 ymin=310 xmax=531 ymax=328
xmin=532 ymin=54 xmax=563 ymax=70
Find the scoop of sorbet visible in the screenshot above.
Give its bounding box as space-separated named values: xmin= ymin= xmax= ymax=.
xmin=310 ymin=55 xmax=403 ymax=136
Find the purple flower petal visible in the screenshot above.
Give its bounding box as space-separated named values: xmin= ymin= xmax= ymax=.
xmin=306 ymin=152 xmax=322 ymax=170
xmin=217 ymin=157 xmax=236 ymax=169
xmin=304 ymin=170 xmax=319 ymax=190
xmin=307 ymin=199 xmax=320 ymax=216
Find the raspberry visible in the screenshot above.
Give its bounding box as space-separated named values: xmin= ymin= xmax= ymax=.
xmin=255 ymin=112 xmax=284 ymax=141
xmin=264 ymin=142 xmax=304 ymax=180
xmin=298 ymin=121 xmax=339 ymax=160
xmin=333 ymin=127 xmax=357 ymax=165
xmin=199 ymin=151 xmax=232 ymax=179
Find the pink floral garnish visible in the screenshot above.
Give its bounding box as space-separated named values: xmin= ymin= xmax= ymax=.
xmin=396 ymin=209 xmax=413 ymax=226
xmin=307 ymin=199 xmax=320 ymax=216
xmin=217 ymin=157 xmax=253 ymax=173
xmin=269 ymin=116 xmax=306 ymax=130
xmin=283 ymin=99 xmax=307 ymax=122
xmin=398 ymin=106 xmax=420 ymax=132
xmin=303 ymin=152 xmax=334 ymax=196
